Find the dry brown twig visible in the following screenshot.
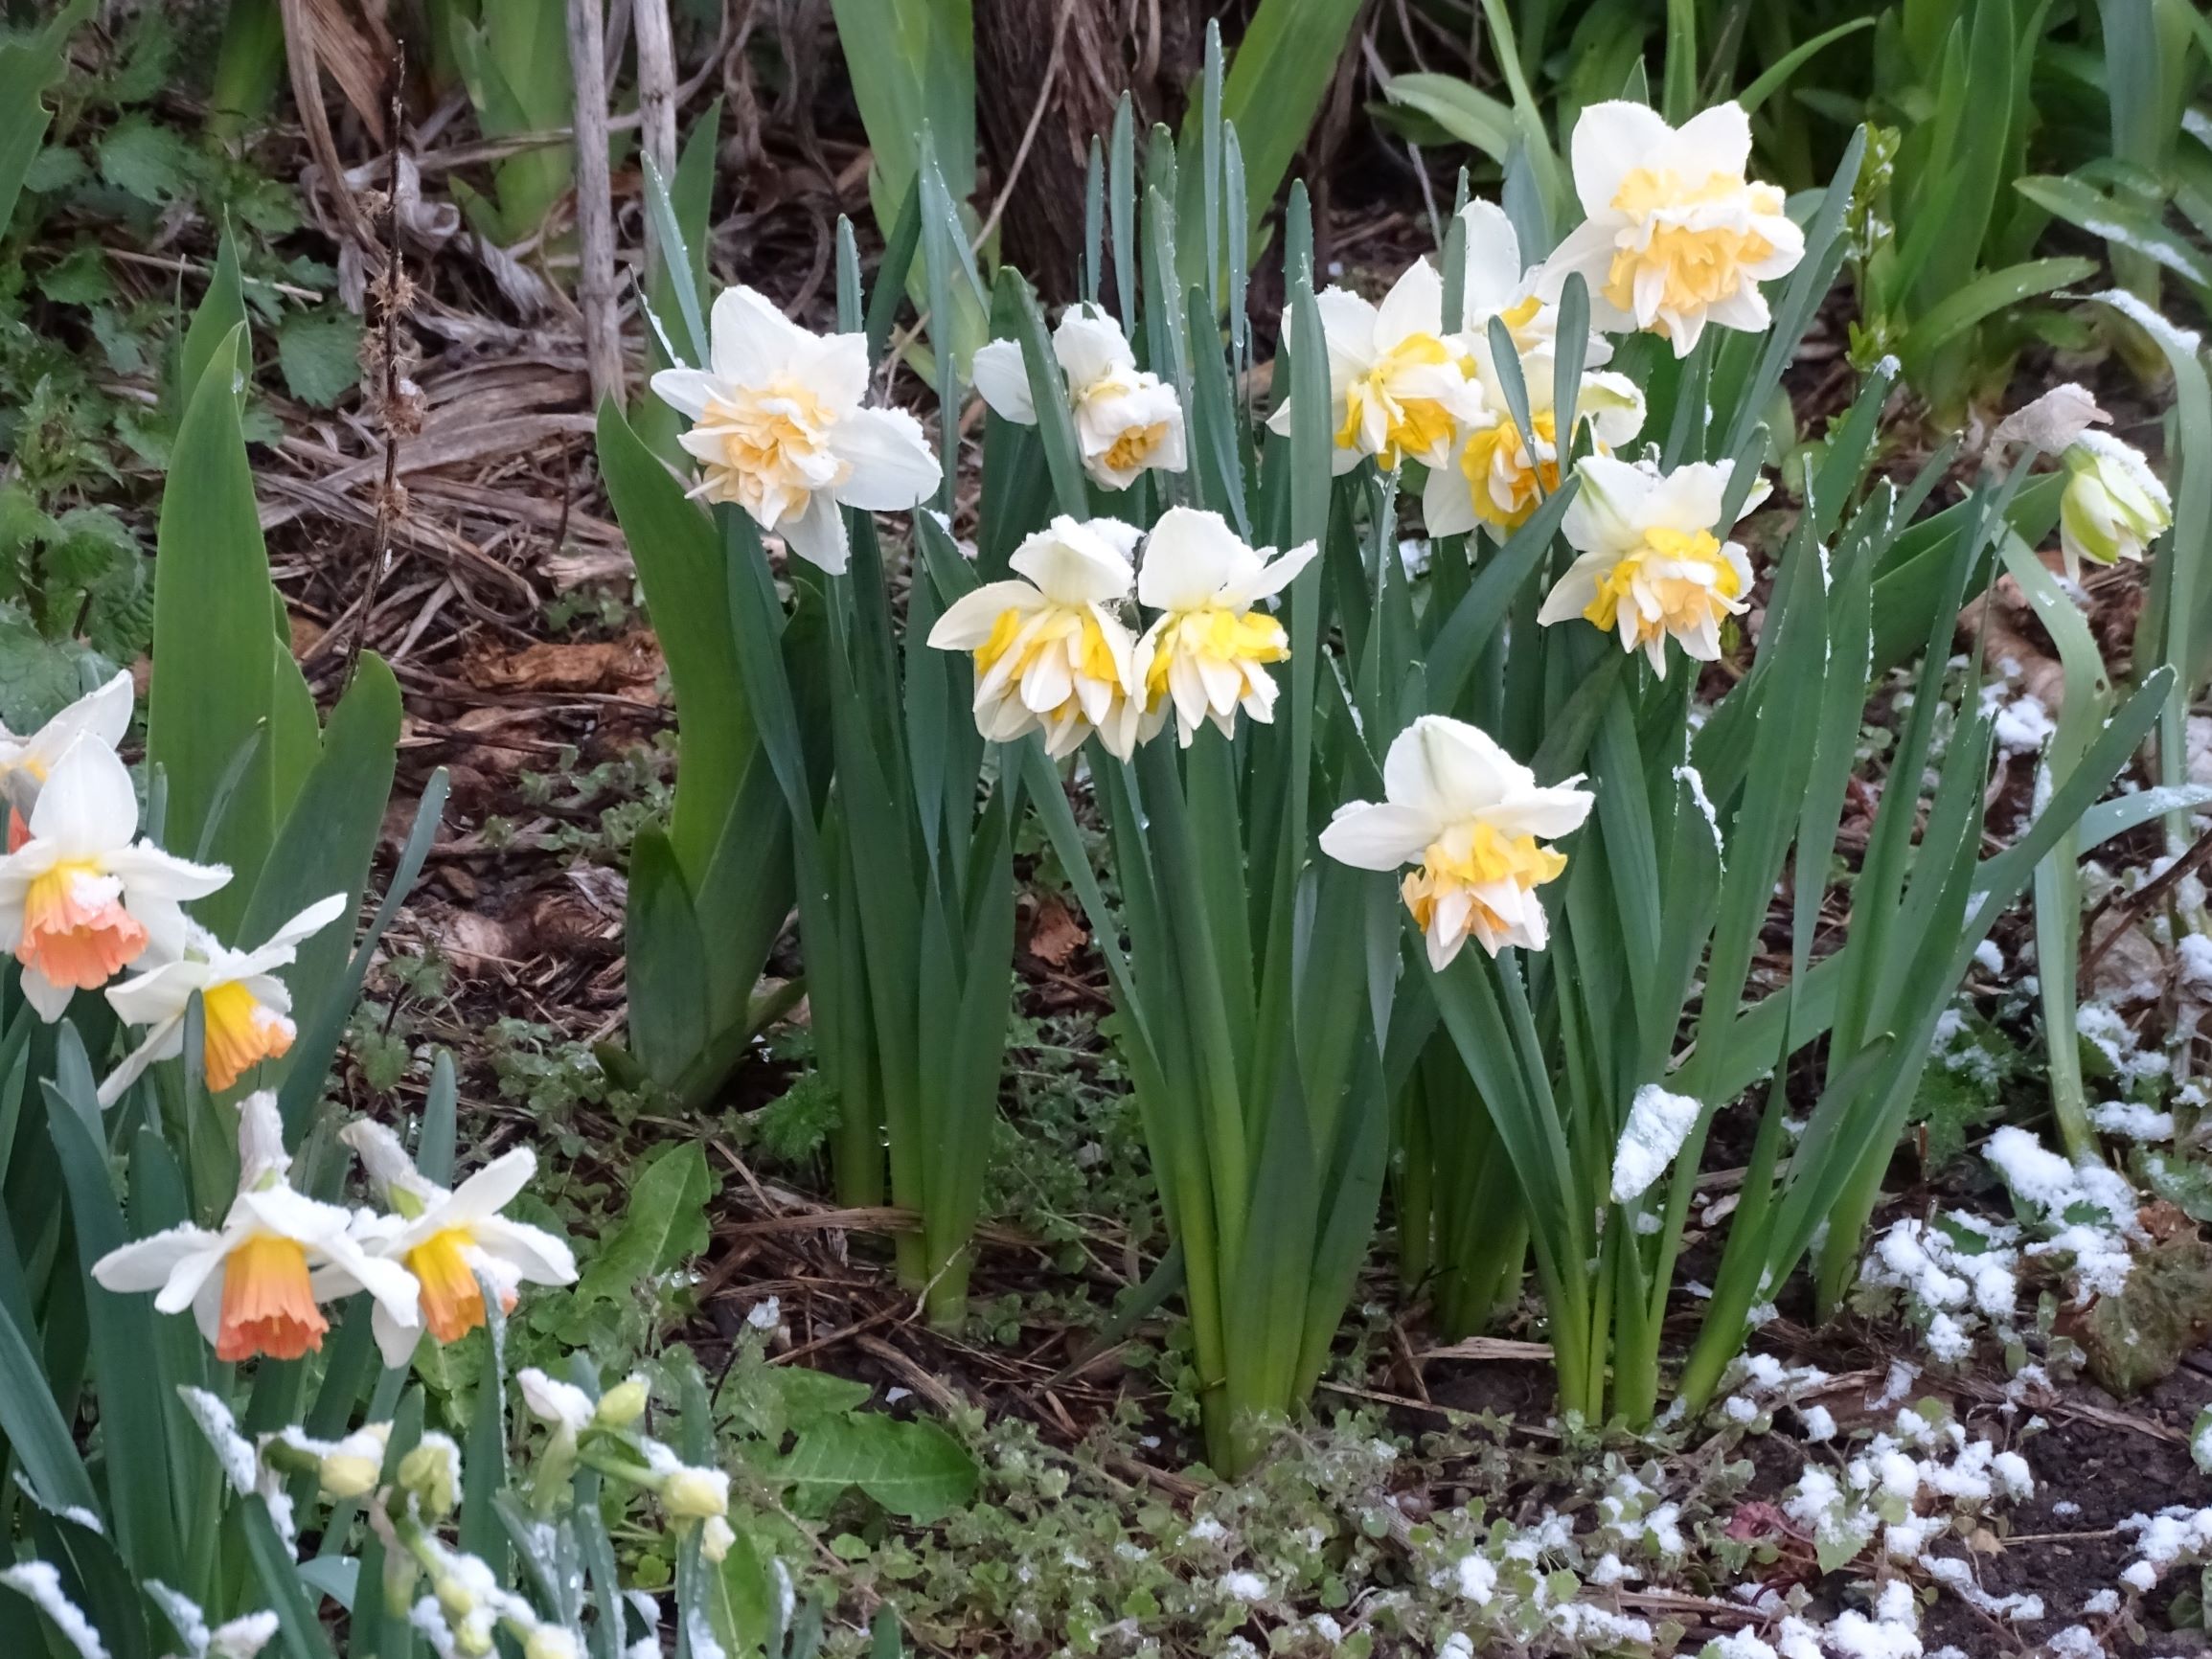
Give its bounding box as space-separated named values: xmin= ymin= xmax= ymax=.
xmin=564 ymin=0 xmax=627 ymax=407
xmin=632 ymin=0 xmax=680 ymax=285
xmin=344 ymin=46 xmax=422 ymax=687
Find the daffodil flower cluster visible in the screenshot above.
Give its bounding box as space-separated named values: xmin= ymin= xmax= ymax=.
xmin=93 ymin=1091 xmax=575 ymax=1367
xmin=973 ymin=306 xmax=1188 ymax=490
xmin=0 ymin=674 xmax=356 ymax=1101
xmin=513 ymin=1366 xmax=738 ymax=1561
xmin=926 ymin=507 xmax=1316 ymax=759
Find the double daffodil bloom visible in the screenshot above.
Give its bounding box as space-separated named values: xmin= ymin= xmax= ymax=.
xmin=1539 ymin=101 xmax=1804 ymax=356
xmin=1319 ymin=716 xmax=1593 ymax=968
xmin=92 ymin=1093 xmax=421 ymax=1363
xmin=1266 ymin=259 xmax=1479 ymax=473
xmin=926 ymin=515 xmax=1148 ymax=761
xmin=96 ymin=894 xmax=348 ymax=1105
xmin=1539 ymin=456 xmax=1762 ymax=675
xmin=341 ymin=1120 xmax=578 ymax=1367
xmin=1424 ymin=200 xmax=1646 ymax=536
xmin=971 ymin=307 xmax=1188 ymax=491
xmin=649 ymin=284 xmax=939 ymax=574
xmin=1429 ymin=379 xmax=1645 ymax=537
xmin=1132 ymin=508 xmax=1315 ymax=746
xmin=2058 ymin=431 xmax=2171 ymax=581
xmin=0 ymin=670 xmax=131 ymax=848
xmin=1455 ymin=200 xmax=1613 ymax=379
xmin=0 ymin=736 xmax=229 ymax=1020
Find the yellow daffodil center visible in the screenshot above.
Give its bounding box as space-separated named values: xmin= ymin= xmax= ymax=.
xmin=201 ymin=980 xmax=296 ymax=1092
xmin=20 ymin=858 xmax=146 ymax=989
xmin=1459 ymin=411 xmax=1561 ymax=530
xmin=1142 ymin=607 xmax=1289 ymax=706
xmin=973 ymin=604 xmax=1126 ymax=726
xmin=218 ymin=1232 xmax=326 ymax=1361
xmin=407 ymin=1227 xmax=490 ymax=1344
xmin=695 ymin=382 xmax=841 ymax=522
xmin=1604 ymin=170 xmax=1779 ymax=324
xmin=1582 ymin=526 xmax=1742 ymax=647
xmin=1338 ymin=334 xmax=1457 ymax=468
xmin=1401 ymin=822 xmax=1568 ymax=941
xmin=1101 ymin=421 xmax=1171 ymax=474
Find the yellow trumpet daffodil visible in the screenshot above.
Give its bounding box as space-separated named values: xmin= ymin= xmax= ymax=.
xmin=1539 ymin=456 xmax=1764 ymax=674
xmin=1266 ymin=259 xmax=1479 ymax=473
xmin=92 ymin=1092 xmax=421 ymax=1363
xmin=1539 ymin=102 xmax=1804 ymax=356
xmin=1132 ymin=507 xmax=1315 ymax=746
xmin=650 ymin=284 xmax=939 ymax=574
xmin=971 ymin=307 xmax=1188 ymax=491
xmin=926 ymin=515 xmax=1149 ymax=760
xmin=1320 ymin=716 xmax=1593 ymax=968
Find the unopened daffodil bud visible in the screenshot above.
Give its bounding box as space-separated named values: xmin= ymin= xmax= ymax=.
xmin=596 ymin=1375 xmax=650 ymax=1428
xmin=524 ymin=1623 xmax=582 ymax=1659
xmin=319 ymin=1423 xmax=391 ymax=1499
xmin=660 ymin=1463 xmax=731 ymax=1521
xmin=517 ymin=1367 xmax=595 ymax=1438
xmin=2059 ymin=431 xmax=2171 ymax=582
xmin=702 ymin=1514 xmax=736 ymax=1563
xmin=399 ymin=1433 xmax=462 ymax=1519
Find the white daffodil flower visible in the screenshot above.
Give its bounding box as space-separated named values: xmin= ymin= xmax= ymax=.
xmin=2058 ymin=430 xmax=2171 ymax=581
xmin=1132 ymin=508 xmax=1315 ymax=745
xmin=0 ymin=670 xmax=132 ymax=846
xmin=649 ymin=284 xmax=939 ymax=574
xmin=1266 ymin=259 xmax=1480 ymax=473
xmin=91 ymin=1093 xmax=421 ymax=1363
xmin=1319 ymin=716 xmax=1593 ymax=969
xmin=971 ymin=307 xmax=1188 ymax=490
xmin=1425 ymin=200 xmax=1645 ymax=537
xmin=1455 ymin=199 xmax=1614 ymax=376
xmin=1539 ymin=101 xmax=1805 ymax=356
xmin=341 ymin=1120 xmax=578 ymax=1368
xmin=0 ymin=736 xmax=230 ymax=1020
xmin=1425 ymin=369 xmax=1645 ymax=539
xmin=925 ymin=515 xmax=1149 ymax=760
xmin=1538 ymin=456 xmax=1764 ymax=674
xmin=97 ymin=894 xmax=348 ymax=1106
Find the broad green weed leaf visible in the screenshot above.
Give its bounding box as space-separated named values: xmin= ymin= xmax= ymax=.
xmin=774 ymin=1413 xmax=978 ymax=1524
xmin=575 ymin=1141 xmax=715 ymax=1306
xmin=276 ymin=307 xmax=363 ymax=407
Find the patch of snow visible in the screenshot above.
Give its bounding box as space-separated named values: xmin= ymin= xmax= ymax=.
xmin=1611 ymin=1084 xmax=1702 ymax=1202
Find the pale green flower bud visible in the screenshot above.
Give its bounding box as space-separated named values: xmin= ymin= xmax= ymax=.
xmin=2060 ymin=432 xmax=2171 ymax=580
xmin=399 ymin=1434 xmax=462 ymax=1519
xmin=525 ymin=1625 xmax=582 ymax=1659
xmin=660 ymin=1464 xmax=730 ymax=1521
xmin=436 ymin=1573 xmax=478 ymax=1622
xmin=319 ymin=1423 xmax=391 ymax=1500
xmin=595 ymin=1375 xmax=650 ymax=1428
